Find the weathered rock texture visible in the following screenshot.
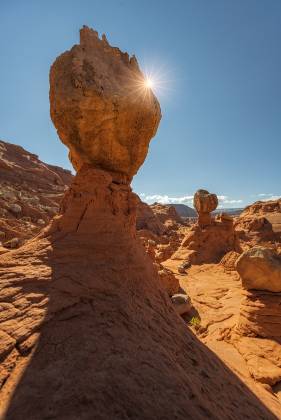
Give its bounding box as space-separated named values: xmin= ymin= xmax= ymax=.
xmin=0 ymin=27 xmax=277 ymax=419
xmin=172 ymin=214 xmax=237 ymax=265
xmin=136 ymin=197 xmax=165 ymax=236
xmin=193 ymin=189 xmax=218 ymax=227
xmin=236 ymin=246 xmax=281 ymax=292
xmin=50 ymin=26 xmax=161 ymax=179
xmin=0 ymin=139 xmax=72 ymax=247
xmin=220 ymin=250 xmax=241 ymax=273
xmin=171 ymin=190 xmax=237 ymax=265
xmin=0 ymin=168 xmax=276 ymax=419
xmin=234 ymin=215 xmax=279 ymax=250
xmin=136 ymin=198 xmax=185 ymax=263
xmin=235 ymin=199 xmax=281 ymax=251
xmin=233 ymin=246 xmax=281 ymax=388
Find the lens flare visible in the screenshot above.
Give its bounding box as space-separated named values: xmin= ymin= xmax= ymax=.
xmin=144 ymin=77 xmax=154 ymax=89
xmin=126 ymin=60 xmax=173 ymax=103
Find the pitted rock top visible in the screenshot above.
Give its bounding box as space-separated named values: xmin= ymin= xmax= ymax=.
xmin=50 ymin=26 xmax=161 ymax=180
xmin=193 ymin=189 xmax=218 ymax=214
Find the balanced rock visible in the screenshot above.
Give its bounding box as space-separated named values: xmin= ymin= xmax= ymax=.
xmin=193 ymin=189 xmax=218 ymax=226
xmin=236 ymin=246 xmax=281 ymax=292
xmin=0 ymin=27 xmax=275 ymax=420
xmin=50 ymin=26 xmax=161 ymax=180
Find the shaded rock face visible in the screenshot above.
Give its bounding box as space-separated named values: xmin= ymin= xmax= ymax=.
xmin=50 ymin=26 xmax=161 ymax=180
xmin=193 ymin=189 xmax=218 ymax=227
xmin=136 ymin=196 xmax=165 ymax=236
xmin=155 ymin=263 xmax=180 ymax=296
xmin=0 ymin=139 xmax=72 ymax=246
xmin=0 ymin=27 xmax=276 ymax=420
xmin=136 ymin=199 xmax=184 ymax=264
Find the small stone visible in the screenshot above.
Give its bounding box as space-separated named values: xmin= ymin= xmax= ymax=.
xmin=171 ymin=294 xmax=192 ymax=315
xmin=178 ymin=261 xmax=191 ymax=274
xmin=8 ymin=203 xmax=22 ymax=214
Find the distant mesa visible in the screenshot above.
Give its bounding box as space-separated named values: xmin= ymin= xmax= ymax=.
xmin=171 ymin=203 xmax=197 ymax=218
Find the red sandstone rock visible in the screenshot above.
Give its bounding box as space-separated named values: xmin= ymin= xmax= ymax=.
xmin=193 ymin=189 xmax=218 ymax=227
xmin=155 ymin=263 xmax=180 ymax=296
xmin=233 ymin=246 xmax=281 ymax=387
xmin=172 ymin=217 xmax=237 ymax=265
xmin=50 ymin=26 xmax=161 ymax=179
xmin=236 ymin=246 xmax=281 ymax=292
xmin=0 ymin=139 xmax=72 ymax=246
xmin=0 ymin=27 xmax=277 ymax=419
xmin=220 ymin=250 xmax=241 ymax=273
xmin=136 ymin=197 xmax=165 ymax=236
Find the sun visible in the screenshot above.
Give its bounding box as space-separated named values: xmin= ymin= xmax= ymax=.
xmin=144 ymin=77 xmax=154 ymax=89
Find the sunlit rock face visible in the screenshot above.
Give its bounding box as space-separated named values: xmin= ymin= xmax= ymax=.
xmin=50 ymin=26 xmax=161 ymax=180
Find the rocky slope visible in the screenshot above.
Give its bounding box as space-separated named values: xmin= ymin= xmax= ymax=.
xmin=0 ymin=26 xmax=277 ymax=420
xmin=0 ymin=139 xmax=72 ymax=248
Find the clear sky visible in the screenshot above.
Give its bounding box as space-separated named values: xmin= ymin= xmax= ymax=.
xmin=1 ymin=0 xmax=280 ymax=208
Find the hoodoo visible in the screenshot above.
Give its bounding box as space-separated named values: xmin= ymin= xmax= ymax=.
xmin=0 ymin=27 xmax=275 ymax=419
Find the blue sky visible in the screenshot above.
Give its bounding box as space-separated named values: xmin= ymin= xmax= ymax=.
xmin=1 ymin=0 xmax=280 ymax=208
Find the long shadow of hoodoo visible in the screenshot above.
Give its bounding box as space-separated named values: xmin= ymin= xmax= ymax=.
xmin=0 ymin=165 xmax=279 ymax=419
xmin=0 ymin=25 xmax=279 ymax=419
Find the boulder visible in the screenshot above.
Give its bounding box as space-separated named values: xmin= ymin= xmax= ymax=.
xmin=193 ymin=189 xmax=218 ymax=227
xmin=8 ymin=203 xmax=22 ymax=214
xmin=236 ymin=246 xmax=281 ymax=292
xmin=50 ymin=26 xmax=161 ymax=179
xmin=171 ymin=294 xmax=192 ymax=315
